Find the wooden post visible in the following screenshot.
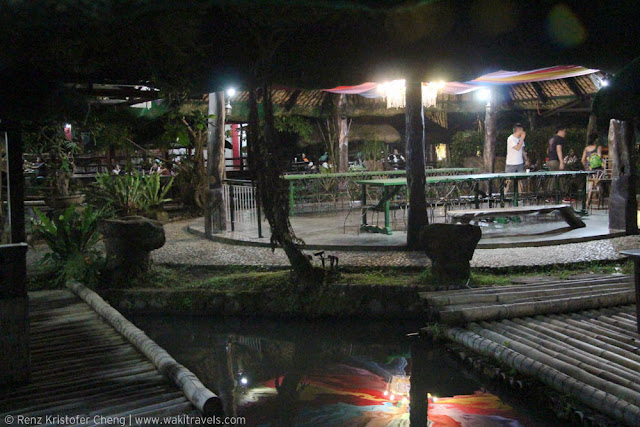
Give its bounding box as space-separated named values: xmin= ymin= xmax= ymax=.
xmin=336 ymin=94 xmax=349 ymax=172
xmin=205 ymin=91 xmax=227 ymax=235
xmin=405 ymin=77 xmax=428 ymax=249
xmin=0 ymin=126 xmax=30 ymax=387
xmin=483 ymin=97 xmax=497 ymax=174
xmin=608 ymin=119 xmax=638 ymax=234
xmin=425 ymin=142 xmax=437 ymax=169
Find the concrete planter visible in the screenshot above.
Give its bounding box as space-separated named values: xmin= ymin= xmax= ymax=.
xmin=100 ymin=216 xmax=165 ymax=286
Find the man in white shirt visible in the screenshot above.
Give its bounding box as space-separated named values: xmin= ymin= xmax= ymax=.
xmin=505 ymin=123 xmax=529 ymax=173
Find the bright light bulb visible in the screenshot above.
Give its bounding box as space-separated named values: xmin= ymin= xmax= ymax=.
xmin=227 ymin=88 xmax=236 ymax=97
xmin=383 ymin=390 xmax=388 ymax=396
xmin=240 ymin=377 xmax=248 ymax=385
xmin=601 ymin=80 xmax=609 ymax=87
xmin=477 ymin=88 xmax=491 ymax=102
xmin=390 ymin=394 xmax=395 ymax=401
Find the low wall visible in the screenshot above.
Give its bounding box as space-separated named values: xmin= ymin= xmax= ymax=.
xmin=102 ymin=284 xmax=427 ymax=319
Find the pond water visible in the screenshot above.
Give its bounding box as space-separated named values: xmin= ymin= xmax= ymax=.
xmin=130 ymin=315 xmax=557 ymax=426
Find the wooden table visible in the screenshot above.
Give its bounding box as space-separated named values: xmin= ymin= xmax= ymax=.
xmin=618 ymin=249 xmax=640 ymax=333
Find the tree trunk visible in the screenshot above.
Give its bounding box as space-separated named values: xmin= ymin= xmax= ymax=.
xmin=336 ymin=94 xmax=349 ymax=172
xmin=213 ymin=338 xmax=237 ymax=417
xmin=205 ymin=91 xmax=227 ymax=235
xmin=586 ymin=113 xmax=597 ymax=141
xmin=247 ymin=83 xmax=314 ymax=282
xmin=608 ymin=119 xmax=638 ymax=234
xmin=483 ymin=100 xmax=498 ymax=173
xmin=405 ymin=78 xmax=428 ymax=249
xmin=526 ymin=111 xmax=537 ymax=131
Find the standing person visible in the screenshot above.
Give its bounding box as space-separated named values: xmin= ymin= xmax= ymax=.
xmin=581 ymin=134 xmax=603 ymax=171
xmin=547 ymin=126 xmax=566 ymax=171
xmin=505 ymin=123 xmax=529 ymax=173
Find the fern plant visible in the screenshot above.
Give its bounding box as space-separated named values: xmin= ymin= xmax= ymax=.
xmin=86 ymin=172 xmax=173 ymax=217
xmin=32 ymin=206 xmax=104 ymax=285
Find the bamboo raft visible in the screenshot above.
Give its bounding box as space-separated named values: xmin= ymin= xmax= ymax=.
xmin=421 ymin=274 xmax=635 ymax=324
xmin=0 ymin=290 xmax=204 ymax=425
xmin=446 ymin=305 xmax=640 ymax=426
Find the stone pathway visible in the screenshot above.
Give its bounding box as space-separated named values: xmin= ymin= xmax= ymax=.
xmin=25 ymin=218 xmax=640 ymax=270
xmin=149 ymin=219 xmax=640 ymax=268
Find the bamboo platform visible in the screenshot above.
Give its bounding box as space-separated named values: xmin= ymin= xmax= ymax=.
xmin=445 ymin=305 xmax=640 ymax=426
xmin=0 ymin=290 xmax=200 ymax=426
xmin=421 ymin=274 xmax=635 ymax=324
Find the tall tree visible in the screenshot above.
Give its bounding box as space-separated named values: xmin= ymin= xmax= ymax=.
xmin=405 ymin=77 xmax=428 ymax=249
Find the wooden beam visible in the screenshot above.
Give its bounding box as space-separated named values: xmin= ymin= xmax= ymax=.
xmin=540 ymin=99 xmax=582 ymax=117
xmin=284 ymin=89 xmax=302 ymax=112
xmin=531 ymin=82 xmax=549 ymax=104
xmin=565 ymin=78 xmax=586 ymax=98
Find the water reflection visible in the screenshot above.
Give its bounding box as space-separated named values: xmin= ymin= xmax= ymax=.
xmin=131 ymin=316 xmax=537 ymax=426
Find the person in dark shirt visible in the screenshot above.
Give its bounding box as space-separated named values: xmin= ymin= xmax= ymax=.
xmin=547 ymin=126 xmax=566 ymax=171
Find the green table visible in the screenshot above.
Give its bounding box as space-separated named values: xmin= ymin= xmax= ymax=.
xmin=418 ymin=171 xmax=594 ymax=211
xmin=284 ymin=168 xmax=478 ymax=215
xmin=355 ymin=178 xmax=407 ymax=235
xmin=355 ymin=171 xmax=594 ymax=234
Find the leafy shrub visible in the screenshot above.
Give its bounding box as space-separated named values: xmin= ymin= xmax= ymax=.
xmin=32 ymin=206 xmax=104 ymax=285
xmin=86 ymin=172 xmax=173 ymax=217
xmin=449 ymin=130 xmax=483 ymax=167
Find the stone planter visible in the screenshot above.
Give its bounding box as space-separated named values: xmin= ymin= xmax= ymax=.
xmin=45 ymin=193 xmax=85 ymax=209
xmin=420 ymin=223 xmax=482 ymax=286
xmin=100 ymin=216 xmax=165 ymax=286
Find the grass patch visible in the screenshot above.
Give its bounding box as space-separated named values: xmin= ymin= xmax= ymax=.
xmin=26 ymin=259 xmax=635 ymax=292
xmin=190 ymin=270 xmax=292 ymax=291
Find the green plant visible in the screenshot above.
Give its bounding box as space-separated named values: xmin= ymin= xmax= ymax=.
xmin=86 ymin=171 xmax=173 ymax=217
xmin=32 ymin=206 xmax=104 ymax=285
xmin=449 ymin=130 xmax=483 ymax=167
xmin=23 ymin=123 xmax=82 ymax=197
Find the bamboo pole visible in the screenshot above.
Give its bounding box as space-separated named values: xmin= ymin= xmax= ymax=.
xmin=481 ymin=321 xmax=640 ymax=389
xmin=67 ymin=281 xmax=222 ymax=416
xmin=445 ymin=327 xmax=640 ymax=426
xmin=511 ymin=318 xmax=640 ymax=371
xmin=523 ymin=317 xmax=640 ymax=364
xmin=425 ymin=282 xmax=631 ymax=306
xmin=548 ymin=315 xmax=640 ymax=352
xmin=438 ymin=290 xmax=634 ymax=323
xmin=421 ymin=275 xmax=632 ymax=300
xmin=468 ymin=323 xmax=640 ymax=405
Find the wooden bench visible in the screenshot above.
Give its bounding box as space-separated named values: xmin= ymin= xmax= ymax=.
xmin=447 ymin=204 xmax=585 ymax=229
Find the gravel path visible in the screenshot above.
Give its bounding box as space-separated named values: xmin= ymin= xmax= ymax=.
xmin=150 ymin=219 xmax=640 ymax=268
xmin=26 ymin=218 xmax=639 ymax=270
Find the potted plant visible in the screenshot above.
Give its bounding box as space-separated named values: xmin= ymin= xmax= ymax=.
xmin=85 ymin=171 xmax=173 ymax=286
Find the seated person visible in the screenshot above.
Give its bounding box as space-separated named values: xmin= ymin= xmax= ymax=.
xmin=387 ymin=149 xmax=405 ymax=169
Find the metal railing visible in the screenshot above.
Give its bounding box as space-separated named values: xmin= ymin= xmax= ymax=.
xmin=223 ymin=180 xmax=261 ymax=235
